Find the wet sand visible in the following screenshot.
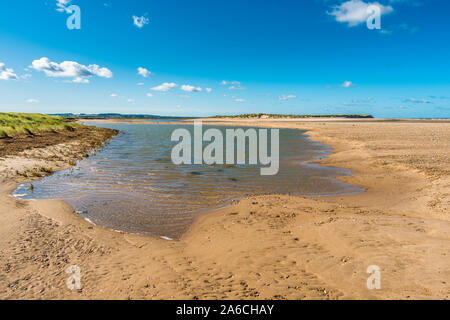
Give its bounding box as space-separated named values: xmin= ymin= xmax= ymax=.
xmin=0 ymin=119 xmax=449 ymax=299
xmin=14 ymin=123 xmax=363 ymax=240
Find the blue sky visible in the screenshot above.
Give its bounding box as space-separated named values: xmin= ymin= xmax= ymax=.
xmin=0 ymin=0 xmax=449 ymax=118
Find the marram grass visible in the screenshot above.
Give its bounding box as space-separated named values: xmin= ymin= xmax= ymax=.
xmin=0 ymin=113 xmax=79 ymax=138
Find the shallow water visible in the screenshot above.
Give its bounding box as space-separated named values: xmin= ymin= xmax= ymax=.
xmin=14 ymin=123 xmax=363 ymax=239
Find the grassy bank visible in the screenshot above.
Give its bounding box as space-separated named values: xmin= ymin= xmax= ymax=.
xmin=0 ymin=113 xmax=79 ymax=138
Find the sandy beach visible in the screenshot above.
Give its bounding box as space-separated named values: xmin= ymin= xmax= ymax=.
xmin=0 ymin=119 xmax=449 ymax=300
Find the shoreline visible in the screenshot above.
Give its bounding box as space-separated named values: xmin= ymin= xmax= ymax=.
xmin=12 ymin=121 xmax=364 ymax=240
xmin=0 ymin=119 xmax=448 ymax=299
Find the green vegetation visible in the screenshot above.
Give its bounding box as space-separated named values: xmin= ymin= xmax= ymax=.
xmin=0 ymin=113 xmax=79 ymax=138
xmin=210 ymin=113 xmax=374 ymax=119
xmin=52 ymin=113 xmax=195 ymax=120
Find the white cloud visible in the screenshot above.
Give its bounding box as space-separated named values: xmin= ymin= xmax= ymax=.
xmin=221 ymin=80 xmax=243 ymax=89
xmin=72 ymin=77 xmax=89 ymax=84
xmin=127 ymin=99 xmax=135 ymax=103
xmin=235 ymin=98 xmax=246 ymax=103
xmin=151 ymin=82 xmax=177 ymax=92
xmin=328 ymin=0 xmax=393 ymax=27
xmin=110 ymin=93 xmax=118 ymax=97
xmin=0 ymin=62 xmax=19 ymax=80
xmin=133 ymin=15 xmax=150 ymax=28
xmin=146 ymin=93 xmax=153 ymax=97
xmin=26 ymin=99 xmax=39 ymax=103
xmin=342 ymin=97 xmax=375 ymax=106
xmin=222 ymin=80 xmax=244 ymax=90
xmin=403 ymin=98 xmax=431 ymax=104
xmin=181 ymin=84 xmax=202 ymax=92
xmin=137 ymin=82 xmax=144 ymax=86
xmin=278 ymin=94 xmax=296 ymax=101
xmin=137 ymin=67 xmax=151 ymax=78
xmin=206 ymin=88 xmax=212 ymax=93
xmin=341 ymin=80 xmax=356 ymax=88
xmin=30 ymin=57 xmax=113 ymax=83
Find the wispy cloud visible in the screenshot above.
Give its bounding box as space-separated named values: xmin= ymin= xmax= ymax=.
xmin=398 ymin=23 xmax=419 ymax=34
xmin=403 ymin=98 xmax=431 ymax=104
xmin=428 ymin=95 xmax=449 ymax=100
xmin=56 ymin=0 xmax=72 ymax=13
xmin=342 ymin=97 xmax=374 ymax=106
xmin=26 ymin=98 xmax=39 ymax=103
xmin=222 ymin=80 xmax=244 ymax=90
xmin=71 ymin=77 xmax=89 ymax=84
xmin=278 ymin=94 xmax=296 ymax=101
